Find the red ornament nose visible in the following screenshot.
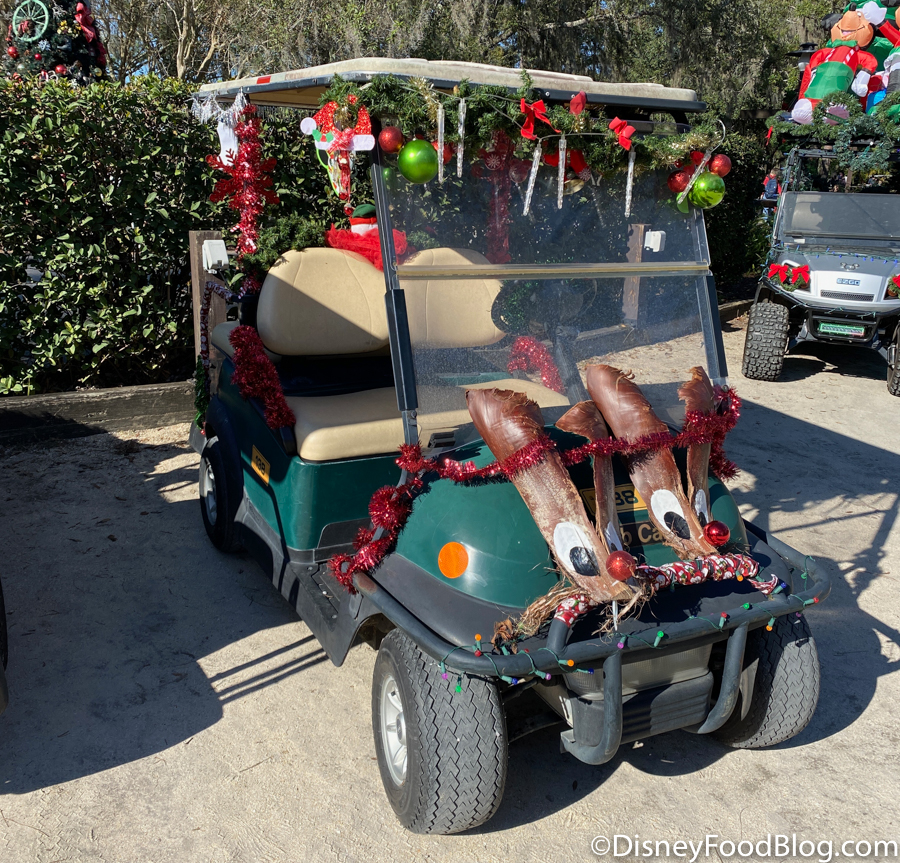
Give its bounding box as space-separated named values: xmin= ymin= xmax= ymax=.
xmin=704 ymin=520 xmax=731 ymax=547
xmin=606 ymin=550 xmax=637 ymax=582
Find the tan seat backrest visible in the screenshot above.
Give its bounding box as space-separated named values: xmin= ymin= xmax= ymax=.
xmin=257 ymin=248 xmax=389 ymax=356
xmin=401 ymin=248 xmax=505 ymax=348
xmin=256 ymin=245 xmax=505 ymax=356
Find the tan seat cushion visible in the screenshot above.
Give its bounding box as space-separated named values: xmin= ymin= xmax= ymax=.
xmin=257 ymin=248 xmax=389 ymax=356
xmin=288 ymin=379 xmax=570 ymax=461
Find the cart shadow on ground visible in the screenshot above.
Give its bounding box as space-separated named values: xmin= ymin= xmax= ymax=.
xmin=0 ymin=432 xmax=328 ymax=796
xmin=0 ymin=399 xmax=897 ymax=823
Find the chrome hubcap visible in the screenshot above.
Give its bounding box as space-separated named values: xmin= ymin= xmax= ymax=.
xmin=380 ymin=674 xmax=407 ymax=785
xmin=200 ymin=459 xmax=217 ymax=524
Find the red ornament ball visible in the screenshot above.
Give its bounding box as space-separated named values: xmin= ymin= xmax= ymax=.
xmin=606 ymin=550 xmax=637 ymax=582
xmin=6 ymin=45 xmax=18 ymax=59
xmin=432 ymin=141 xmax=453 ymax=164
xmin=709 ymin=153 xmax=732 ymax=177
xmin=377 ymin=125 xmax=404 ymax=154
xmin=704 ymin=520 xmax=731 ymax=547
xmin=690 ymin=150 xmax=705 ymax=165
xmin=673 ymin=159 xmax=684 ymax=169
xmin=509 ymin=158 xmax=530 ymax=184
xmin=667 ymin=169 xmax=692 ymax=194
xmin=33 ymin=53 xmax=41 ymax=61
xmin=55 ymin=63 xmax=67 ymax=74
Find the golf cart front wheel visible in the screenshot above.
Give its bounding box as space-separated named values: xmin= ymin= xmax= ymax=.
xmin=372 ymin=629 xmax=508 ymax=834
xmin=199 ymin=437 xmax=242 ymax=553
xmin=714 ymin=613 xmax=819 ymax=748
xmin=742 ymin=301 xmax=789 ymax=382
xmin=887 ymin=324 xmax=900 ymax=397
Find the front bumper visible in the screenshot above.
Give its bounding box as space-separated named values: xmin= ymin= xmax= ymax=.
xmin=355 ymin=521 xmax=828 ymax=677
xmin=758 ymin=279 xmax=898 ymax=351
xmin=355 ymin=521 xmax=827 ymax=764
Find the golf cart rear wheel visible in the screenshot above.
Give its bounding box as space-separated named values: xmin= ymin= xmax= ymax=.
xmin=372 ymin=629 xmax=508 ymax=834
xmin=714 ymin=614 xmax=819 ymax=749
xmin=887 ymin=324 xmax=900 ymax=397
xmin=742 ymin=301 xmax=789 ymax=381
xmin=199 ymin=437 xmax=242 ymax=553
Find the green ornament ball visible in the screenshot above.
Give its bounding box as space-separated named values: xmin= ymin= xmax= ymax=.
xmin=688 ymin=171 xmax=726 ymax=209
xmin=397 ymin=139 xmax=438 ymax=184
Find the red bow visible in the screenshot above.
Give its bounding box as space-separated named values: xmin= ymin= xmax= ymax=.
xmin=520 ymin=99 xmax=558 ymax=140
xmin=765 ymin=127 xmax=774 ymax=145
xmin=608 ymin=117 xmax=635 ymax=150
xmin=569 ymin=91 xmax=587 ymax=115
xmin=791 ymin=265 xmax=810 ymax=285
xmin=768 ymin=264 xmax=789 ymax=283
xmin=74 ymin=2 xmax=98 ymax=42
xmin=542 ymin=148 xmax=588 ymax=176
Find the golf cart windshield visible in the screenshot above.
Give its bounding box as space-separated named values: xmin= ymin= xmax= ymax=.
xmin=378 ymin=156 xmax=720 ymax=435
xmin=777 ymin=191 xmax=900 ymax=243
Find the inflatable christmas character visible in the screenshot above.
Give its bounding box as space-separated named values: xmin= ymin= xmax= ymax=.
xmin=792 ymin=1 xmax=887 ymax=123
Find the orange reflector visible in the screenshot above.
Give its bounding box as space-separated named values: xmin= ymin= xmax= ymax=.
xmin=438 ymin=542 xmax=468 ymax=578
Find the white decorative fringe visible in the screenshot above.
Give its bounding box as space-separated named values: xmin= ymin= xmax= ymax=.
xmin=624 ymin=148 xmax=636 ymax=218
xmin=191 ymin=90 xmax=247 ymax=125
xmin=437 ymin=102 xmax=445 ymax=184
xmin=557 ymin=135 xmax=567 ymax=210
xmin=456 ymin=99 xmax=467 ymax=179
xmin=523 ymin=142 xmax=542 ymax=216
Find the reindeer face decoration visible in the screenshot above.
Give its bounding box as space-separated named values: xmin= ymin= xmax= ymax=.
xmin=585 ymin=365 xmax=715 ymax=559
xmin=465 ymin=389 xmax=632 ymax=604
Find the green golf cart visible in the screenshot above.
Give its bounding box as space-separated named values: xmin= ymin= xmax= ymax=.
xmin=191 ymin=60 xmax=829 ymax=835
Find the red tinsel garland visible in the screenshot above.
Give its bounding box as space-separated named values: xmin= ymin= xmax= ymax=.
xmin=507 ymin=336 xmax=565 ymax=394
xmin=479 ymin=130 xmax=514 ymax=264
xmin=228 ymin=326 xmax=296 ymax=430
xmin=207 ymin=105 xmax=279 ymax=258
xmin=330 ymin=388 xmax=742 ymax=588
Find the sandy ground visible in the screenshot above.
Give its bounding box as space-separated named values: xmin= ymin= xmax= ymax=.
xmin=0 ymin=320 xmax=898 ymax=863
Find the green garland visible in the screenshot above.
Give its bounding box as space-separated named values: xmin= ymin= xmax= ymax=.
xmin=767 ymin=89 xmax=900 ymax=172
xmin=318 ymin=74 xmax=723 ymax=179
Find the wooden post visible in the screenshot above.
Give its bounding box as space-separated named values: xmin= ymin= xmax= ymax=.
xmin=622 ymin=223 xmax=650 ymax=325
xmin=189 ymin=230 xmax=229 ymax=358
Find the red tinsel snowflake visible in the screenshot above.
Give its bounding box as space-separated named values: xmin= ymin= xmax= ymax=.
xmin=207 ymin=106 xmax=279 ymax=258
xmin=507 ymin=336 xmax=565 ymax=393
xmin=228 ymin=325 xmax=295 ymax=430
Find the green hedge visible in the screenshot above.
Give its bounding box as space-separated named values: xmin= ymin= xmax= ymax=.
xmin=0 ymin=77 xmax=224 ymax=394
xmin=0 ymin=77 xmax=340 ymax=395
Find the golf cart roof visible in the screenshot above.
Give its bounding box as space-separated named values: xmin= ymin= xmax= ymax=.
xmin=198 ymin=57 xmax=706 ymax=114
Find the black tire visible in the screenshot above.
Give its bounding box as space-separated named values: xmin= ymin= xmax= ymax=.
xmin=199 ymin=436 xmax=242 ymax=553
xmin=0 ymin=578 xmax=7 ymax=670
xmin=742 ymin=301 xmax=790 ymax=381
xmin=714 ymin=614 xmax=819 ymax=748
xmin=372 ymin=629 xmax=508 ymax=834
xmin=887 ymin=325 xmax=900 ymax=397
